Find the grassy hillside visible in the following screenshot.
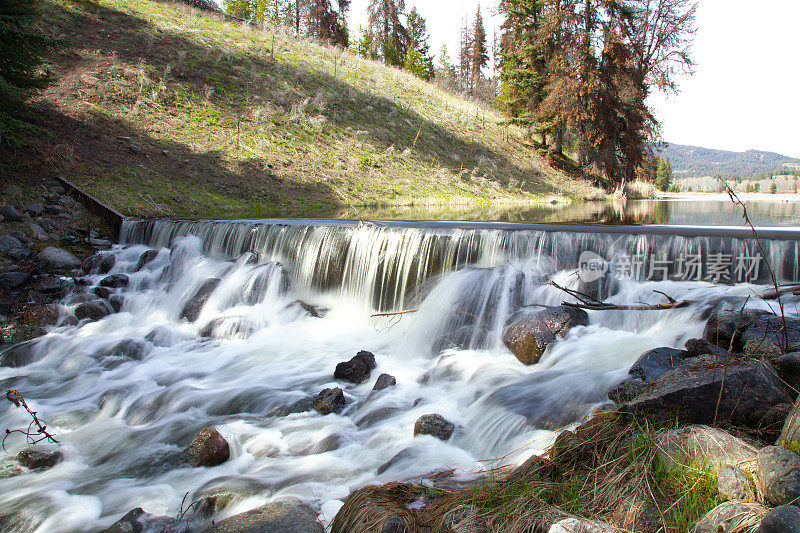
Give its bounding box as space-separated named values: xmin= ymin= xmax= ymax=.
xmin=2 ymin=0 xmax=600 ymax=220
xmin=658 ymin=143 xmax=800 ymax=179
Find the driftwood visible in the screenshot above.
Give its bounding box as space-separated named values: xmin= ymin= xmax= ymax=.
xmin=551 ymin=282 xmax=694 ymax=311
xmin=3 ymin=389 xmax=60 ymax=450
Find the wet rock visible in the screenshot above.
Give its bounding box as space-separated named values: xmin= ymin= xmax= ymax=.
xmin=180 ymin=278 xmax=221 ymax=322
xmin=23 ymin=203 xmax=44 ymax=217
xmin=199 ymin=317 xmax=256 ymax=339
xmin=548 ymin=517 xmax=616 ymax=533
xmin=268 ymin=396 xmax=315 ymax=417
xmin=34 ymin=274 xmax=69 ymax=295
xmin=622 ymin=355 xmax=791 ymax=430
xmin=758 ymin=504 xmax=800 ymax=533
xmin=718 ymin=464 xmax=754 ymax=501
xmin=299 ymin=433 xmax=353 ymax=456
xmin=313 ymin=387 xmax=346 ymax=415
xmin=82 ymin=253 xmax=116 ymax=274
xmin=75 ymin=300 xmax=112 ymax=321
xmin=16 ymin=449 xmax=63 ymax=470
xmin=100 ymin=507 xmax=175 ymax=533
xmin=355 ymin=407 xmax=402 ymax=428
xmin=373 ymin=373 xmax=397 ymax=391
xmin=694 ymin=501 xmax=767 ymax=533
xmin=334 ymin=350 xmax=377 ymax=384
xmin=183 ymin=427 xmax=230 ymax=467
xmin=100 ymin=274 xmax=128 ymax=289
xmin=502 ymin=306 xmax=589 ymax=365
xmin=37 ymin=247 xmax=81 ymax=271
xmin=0 ymin=341 xmax=39 ymax=367
xmin=743 ymin=317 xmax=800 ymax=356
xmin=628 ymin=347 xmax=691 ymax=382
xmin=0 ymin=272 xmax=30 ymax=290
xmin=107 ymin=339 xmax=152 ymax=361
xmin=135 ymin=250 xmax=158 ymax=271
xmin=23 ymin=304 xmax=60 ymax=328
xmin=655 ymin=425 xmax=759 ymax=472
xmin=208 ymin=499 xmax=323 ymax=533
xmin=284 ymin=299 xmax=327 ymax=318
xmin=94 ymin=286 xmax=112 ymax=299
xmin=704 ymin=305 xmax=772 ymax=350
xmin=0 ymin=205 xmax=22 ymax=222
xmin=377 ymin=447 xmax=416 ymax=475
xmin=109 ymin=294 xmax=124 ymax=313
xmin=414 ymin=414 xmax=455 ymax=441
xmin=758 ymin=446 xmax=800 ymax=506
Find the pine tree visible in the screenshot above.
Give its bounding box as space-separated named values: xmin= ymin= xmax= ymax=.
xmin=305 ymin=0 xmax=350 ymax=46
xmin=0 ymin=0 xmax=57 ymax=146
xmin=656 ymin=157 xmax=672 ymax=191
xmin=458 ymin=18 xmax=473 ymax=92
xmin=367 ymin=0 xmax=408 ymax=67
xmin=405 ymin=7 xmax=434 ymax=80
xmin=470 ymin=6 xmax=488 ymax=90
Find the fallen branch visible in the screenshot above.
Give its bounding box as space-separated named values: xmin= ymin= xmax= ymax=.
xmin=3 ymin=389 xmax=60 ymax=451
xmin=371 ymin=308 xmax=418 ymax=317
xmin=551 ymin=282 xmax=692 ymax=311
xmin=761 ymin=284 xmax=800 ymax=300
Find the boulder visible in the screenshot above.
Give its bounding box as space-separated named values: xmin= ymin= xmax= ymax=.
xmin=704 ymin=305 xmax=773 ymax=351
xmin=548 ymin=518 xmax=616 ymax=533
xmin=757 ymin=446 xmax=800 ymax=506
xmin=312 ymin=387 xmax=345 ymax=415
xmin=775 ymin=352 xmax=800 ymax=393
xmin=23 ymin=203 xmax=44 ymax=217
xmin=109 ymin=294 xmax=124 ymax=313
xmin=82 ymin=253 xmax=115 ymax=274
xmin=16 ymin=449 xmax=63 ymax=470
xmin=655 ymin=425 xmax=759 ymax=472
xmin=100 ymin=274 xmax=129 ymax=289
xmin=0 ymin=205 xmax=22 ymax=222
xmin=628 ymin=347 xmax=691 ymax=382
xmin=100 ymin=507 xmax=175 ymax=533
xmin=758 ymin=504 xmax=800 ymax=533
xmin=208 ymin=499 xmax=323 ymax=533
xmin=34 ymin=274 xmax=69 ymax=295
xmin=373 ymin=373 xmax=397 ymax=391
xmin=0 ymin=341 xmax=40 ymax=367
xmin=502 ymin=306 xmax=589 ymax=365
xmin=180 ymin=278 xmax=221 ymax=322
xmin=0 ymin=272 xmax=31 ymax=290
xmin=37 ymin=247 xmax=81 ymax=271
xmin=334 ymin=350 xmax=377 ymax=384
xmin=694 ymin=501 xmax=767 ymax=533
xmin=75 ymin=300 xmax=112 ymax=321
xmin=608 ymin=378 xmax=645 ymax=404
xmin=704 ymin=304 xmax=800 ymax=355
xmin=135 ymin=250 xmax=158 ymax=271
xmin=414 ymin=414 xmax=455 ymax=441
xmin=718 ymin=465 xmax=755 ymax=501
xmin=0 ymin=235 xmax=22 ymax=256
xmin=742 ymin=316 xmax=800 ymax=356
xmin=780 ymin=398 xmax=800 ymax=446
xmin=622 ymin=355 xmax=791 ymax=430
xmin=685 ymin=337 xmax=732 ymax=358
xmin=183 ymin=427 xmax=230 ymax=467
xmin=94 ymin=286 xmax=112 ymax=299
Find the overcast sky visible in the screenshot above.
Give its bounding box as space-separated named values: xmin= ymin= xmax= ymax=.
xmin=347 ymin=0 xmax=800 ymax=158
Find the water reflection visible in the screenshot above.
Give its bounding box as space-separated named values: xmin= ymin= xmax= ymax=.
xmin=324 ymin=198 xmax=800 ymax=226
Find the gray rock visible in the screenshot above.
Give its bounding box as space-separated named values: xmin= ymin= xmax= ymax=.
xmin=0 ymin=205 xmax=22 ymax=222
xmin=180 ymin=278 xmax=221 ymax=322
xmin=414 ymin=414 xmax=455 ymax=440
xmin=0 ymin=272 xmax=31 ymax=290
xmin=183 ymin=427 xmax=230 ymax=467
xmin=373 ymin=373 xmax=397 ymax=391
xmin=100 ymin=507 xmax=174 ymax=533
xmin=656 ymin=425 xmax=759 ymax=472
xmin=100 ymin=274 xmax=129 ymax=289
xmin=443 ymin=505 xmax=487 ymax=532
xmin=23 ymin=204 xmax=44 ymax=217
xmin=694 ymin=501 xmax=767 ymax=533
xmin=82 ymin=253 xmax=115 ymax=274
xmin=107 ymin=339 xmax=152 ymax=361
xmin=742 ymin=316 xmax=800 ymax=356
xmin=502 ymin=306 xmax=589 ymax=365
xmin=780 ymin=397 xmax=800 ymax=446
xmin=312 ymin=387 xmax=345 ymax=415
xmin=44 ymin=203 xmax=65 ymax=215
xmin=16 ymin=449 xmax=63 ymax=470
xmin=109 ymin=294 xmax=124 ymax=313
xmin=758 ymin=504 xmax=800 ymax=533
xmin=622 ymin=355 xmax=791 ymax=429
xmin=135 ymin=250 xmax=159 ymax=271
xmin=608 ymin=377 xmax=646 ymax=403
xmin=208 ymin=499 xmax=323 ymax=533
xmin=0 ymin=235 xmax=22 ymax=256
xmin=75 ymin=300 xmax=112 ymax=321
xmin=334 ymin=350 xmax=377 ymax=384
xmin=704 ymin=305 xmax=773 ymax=351
xmin=0 ymin=341 xmax=40 ymax=367
xmin=757 ymin=446 xmax=800 ymax=506
xmin=3 ymin=185 xmax=22 ymax=197
xmin=37 ymin=247 xmax=81 ymax=270
xmin=355 ymin=407 xmax=402 ymax=428
xmin=548 ymin=517 xmax=616 ymax=533
xmin=629 ymin=347 xmax=691 ymax=382
xmin=718 ymin=465 xmax=755 ymax=501
xmin=775 ymin=352 xmax=800 ymax=392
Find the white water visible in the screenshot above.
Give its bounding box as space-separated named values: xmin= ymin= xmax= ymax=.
xmin=0 ymin=222 xmax=794 ymax=532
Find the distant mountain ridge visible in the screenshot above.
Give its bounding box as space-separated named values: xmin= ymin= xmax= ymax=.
xmin=657 ymin=143 xmax=800 ymax=178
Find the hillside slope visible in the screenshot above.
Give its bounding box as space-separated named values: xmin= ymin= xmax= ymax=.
xmin=3 ymin=0 xmax=600 ymax=220
xmin=659 ymin=143 xmax=800 ymax=179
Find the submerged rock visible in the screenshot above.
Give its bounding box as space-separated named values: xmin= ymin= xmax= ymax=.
xmin=757 ymin=446 xmax=800 ymax=506
xmin=99 ymin=273 xmax=129 ymax=289
xmin=180 ymin=278 xmax=221 ymax=322
xmin=502 ymin=306 xmax=589 ymax=365
xmin=313 ymin=387 xmax=346 ymax=415
xmin=414 ymin=414 xmax=455 ymax=441
xmin=16 ymin=448 xmax=63 ymax=470
xmin=334 ymin=350 xmax=377 ymax=384
xmin=373 ymin=373 xmax=397 ymax=391
xmin=0 ymin=341 xmax=40 ymax=368
xmin=209 ymin=499 xmax=323 ymax=533
xmin=135 ymin=250 xmax=159 ymax=271
xmin=183 ymin=427 xmax=230 ymax=467
xmin=284 ymin=299 xmax=327 ymax=318
xmin=82 ymin=253 xmax=115 ymax=274
xmin=100 ymin=507 xmax=175 ymax=533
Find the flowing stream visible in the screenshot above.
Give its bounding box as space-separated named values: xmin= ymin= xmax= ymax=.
xmin=1 ymin=218 xmax=798 ymax=532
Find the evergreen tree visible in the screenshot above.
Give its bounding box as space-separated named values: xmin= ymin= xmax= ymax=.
xmin=771 ymin=181 xmax=778 ymax=194
xmin=458 ymin=18 xmax=473 ymax=92
xmin=0 ymin=0 xmax=57 ymax=146
xmin=352 ymin=25 xmax=372 ymax=58
xmin=305 ymin=0 xmax=350 ymax=46
xmin=367 ymin=0 xmax=408 ymax=67
xmin=656 ymin=157 xmax=673 ymax=191
xmin=471 ymin=6 xmax=488 ymax=88
xmin=405 ymin=7 xmax=434 ymax=80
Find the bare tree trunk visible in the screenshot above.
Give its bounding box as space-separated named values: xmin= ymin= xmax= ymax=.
xmin=554 ymin=123 xmax=564 ymax=155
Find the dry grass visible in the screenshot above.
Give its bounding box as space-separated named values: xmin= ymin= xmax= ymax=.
xmin=10 ymin=0 xmax=601 ymax=220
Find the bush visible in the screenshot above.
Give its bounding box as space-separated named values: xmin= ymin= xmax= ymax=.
xmin=0 ymin=0 xmax=57 ymax=146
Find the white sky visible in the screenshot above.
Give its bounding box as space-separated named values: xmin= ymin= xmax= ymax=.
xmin=347 ymin=0 xmax=800 ymax=158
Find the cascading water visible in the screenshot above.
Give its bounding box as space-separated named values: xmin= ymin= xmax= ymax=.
xmin=1 ymin=219 xmax=798 ymax=532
